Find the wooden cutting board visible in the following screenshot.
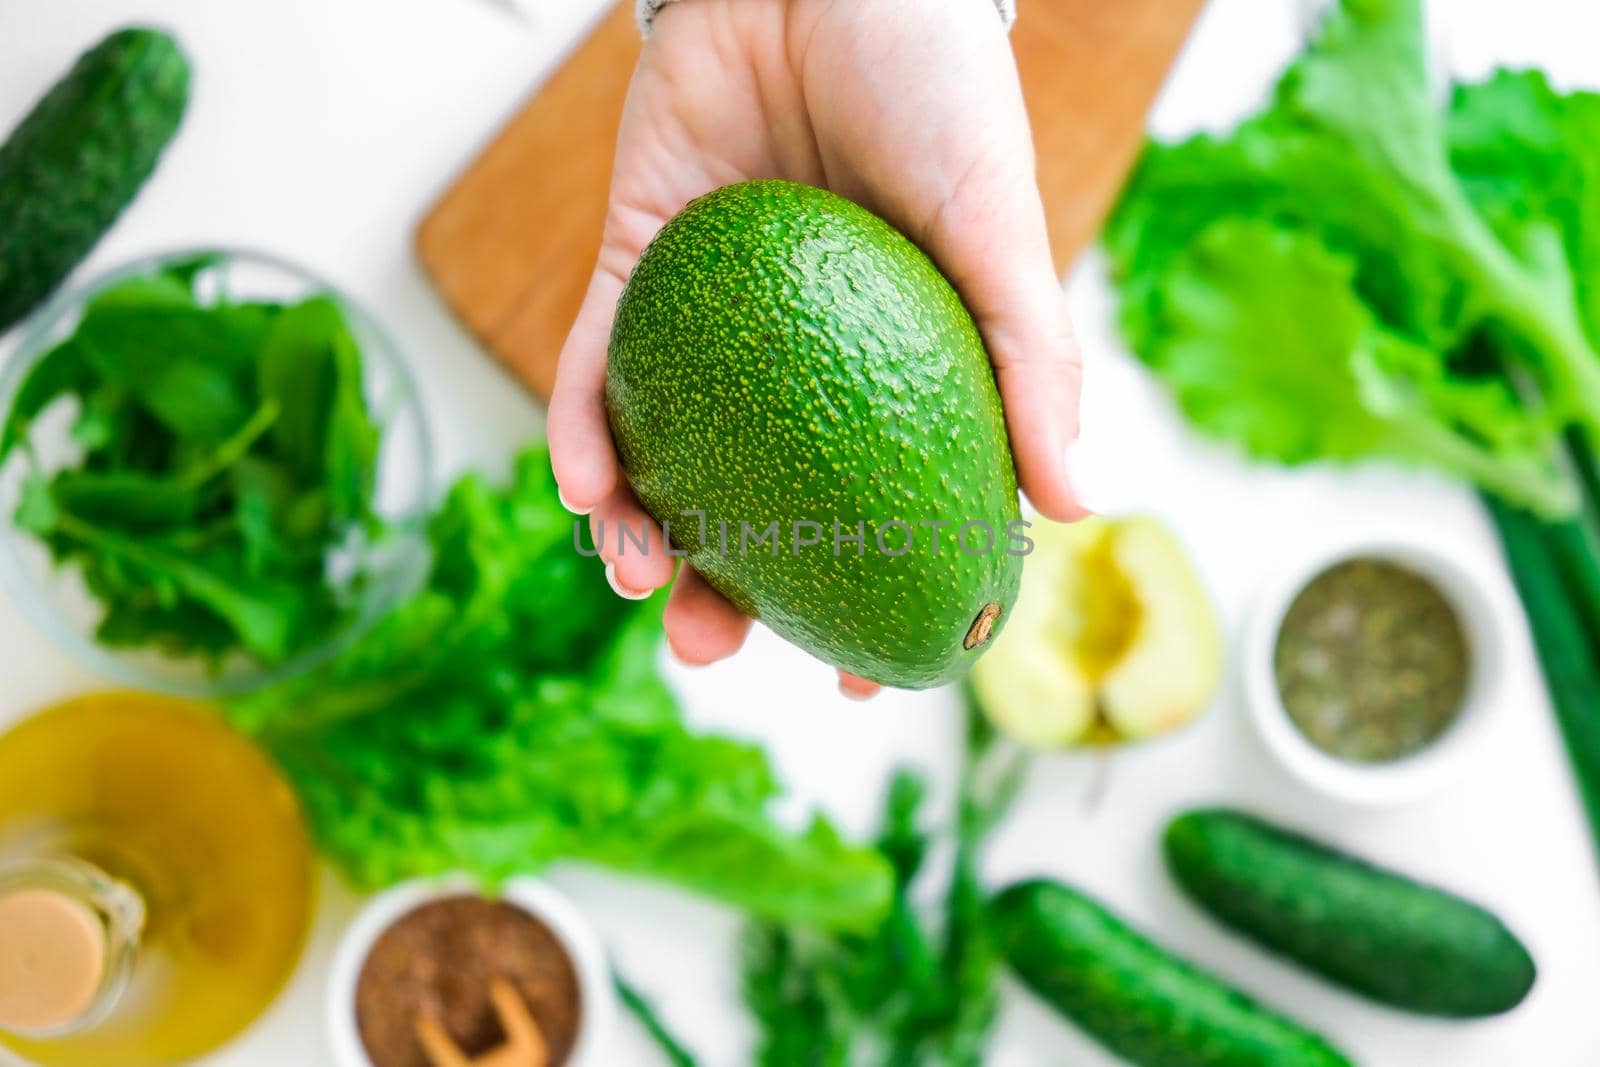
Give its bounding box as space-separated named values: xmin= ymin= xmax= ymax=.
xmin=417 ymin=0 xmax=1206 ymax=401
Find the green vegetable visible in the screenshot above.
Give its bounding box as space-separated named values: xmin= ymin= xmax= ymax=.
xmin=1 ymin=261 xmax=384 ymax=666
xmin=1105 ymin=0 xmax=1600 ymax=862
xmin=742 ymin=704 xmax=1028 ymax=1065
xmin=1104 ymin=0 xmax=1600 ymax=516
xmin=1552 ymin=463 xmax=1600 ymax=653
xmin=1485 ymin=495 xmax=1600 ymax=856
xmin=0 ymin=27 xmax=189 ymax=331
xmin=1449 ymin=71 xmax=1600 ymax=354
xmin=607 ymin=179 xmax=1022 ymax=689
xmin=1447 ymin=53 xmax=1600 ymax=866
xmin=615 ymin=974 xmax=700 ymax=1067
xmin=1164 ymin=808 xmax=1536 ymax=1017
xmin=990 ymin=880 xmax=1352 ymax=1067
xmin=228 ymin=447 xmax=893 ymax=931
xmin=1279 ymin=0 xmax=1600 ymax=423
xmin=1118 ymin=218 xmax=1572 ymax=514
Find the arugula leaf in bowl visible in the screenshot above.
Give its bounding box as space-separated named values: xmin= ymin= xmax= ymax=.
xmin=0 ymin=250 xmax=427 ymax=689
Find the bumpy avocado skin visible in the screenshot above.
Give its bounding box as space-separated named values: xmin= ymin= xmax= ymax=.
xmin=606 ymin=180 xmax=1021 ymax=689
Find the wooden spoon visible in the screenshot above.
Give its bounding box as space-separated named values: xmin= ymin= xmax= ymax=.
xmin=414 ymin=978 xmax=550 ymax=1067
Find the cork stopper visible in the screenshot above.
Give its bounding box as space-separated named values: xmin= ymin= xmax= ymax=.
xmin=0 ymin=888 xmax=107 ymax=1034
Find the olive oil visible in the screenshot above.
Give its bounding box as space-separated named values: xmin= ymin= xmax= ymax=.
xmin=0 ymin=692 xmax=314 ymax=1067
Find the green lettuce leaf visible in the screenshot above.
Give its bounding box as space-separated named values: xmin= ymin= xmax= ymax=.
xmin=230 ymin=446 xmax=893 ymax=932
xmin=1106 ymin=117 xmax=1473 ymax=356
xmin=1277 ymin=0 xmax=1600 ymax=428
xmin=1450 ymin=69 xmax=1600 ymax=346
xmin=1105 ymin=0 xmax=1600 ymax=513
xmin=1147 ymin=220 xmax=1572 ymax=513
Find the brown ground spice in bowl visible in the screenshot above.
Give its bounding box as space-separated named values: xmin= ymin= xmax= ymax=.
xmin=354 ymin=895 xmax=582 ymax=1067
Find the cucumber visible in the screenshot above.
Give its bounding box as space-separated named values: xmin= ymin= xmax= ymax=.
xmin=1486 ymin=490 xmax=1600 ymax=863
xmin=0 ymin=27 xmax=189 ymax=331
xmin=1164 ymin=808 xmax=1535 ymax=1017
xmin=990 ymin=880 xmax=1352 ymax=1067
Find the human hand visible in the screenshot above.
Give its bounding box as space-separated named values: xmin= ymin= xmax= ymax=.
xmin=548 ymin=0 xmax=1085 ymax=698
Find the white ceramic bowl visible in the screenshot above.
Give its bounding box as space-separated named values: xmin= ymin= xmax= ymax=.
xmin=1243 ymin=535 xmax=1507 ymax=806
xmin=326 ymin=877 xmax=615 ymax=1067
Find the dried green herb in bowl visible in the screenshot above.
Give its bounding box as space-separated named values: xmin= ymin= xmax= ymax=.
xmin=1274 ymin=558 xmax=1470 ymax=763
xmin=0 ymin=249 xmax=432 ymax=695
xmin=1243 ymin=538 xmax=1506 ymax=805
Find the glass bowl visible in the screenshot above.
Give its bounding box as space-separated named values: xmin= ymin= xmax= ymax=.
xmin=0 ymin=249 xmax=434 ymax=698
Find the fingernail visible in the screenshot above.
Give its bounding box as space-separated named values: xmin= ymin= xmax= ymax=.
xmin=558 ymin=486 xmax=592 ymax=516
xmin=839 ymin=681 xmax=878 ymax=702
xmin=604 ymin=562 xmax=652 ymax=601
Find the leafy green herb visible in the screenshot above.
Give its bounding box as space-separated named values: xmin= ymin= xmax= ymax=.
xmin=1104 ymin=0 xmax=1600 ymax=517
xmin=616 ymin=973 xmax=701 ymax=1067
xmin=1 ymin=261 xmax=384 ymax=665
xmin=742 ymin=702 xmax=1028 ymax=1065
xmin=227 ymin=447 xmax=893 ymax=932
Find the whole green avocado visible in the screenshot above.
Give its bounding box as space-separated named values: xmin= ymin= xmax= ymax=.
xmin=606 ymin=180 xmax=1022 ymax=689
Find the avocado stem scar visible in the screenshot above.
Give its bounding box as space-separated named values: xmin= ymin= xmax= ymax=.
xmin=965 ymin=602 xmax=1002 ymax=650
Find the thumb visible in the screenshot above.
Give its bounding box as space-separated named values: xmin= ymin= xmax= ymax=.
xmin=922 ymin=164 xmax=1087 ymax=523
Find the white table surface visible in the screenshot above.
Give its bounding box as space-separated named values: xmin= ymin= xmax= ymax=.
xmin=1 ymin=2 xmax=1597 ymax=1064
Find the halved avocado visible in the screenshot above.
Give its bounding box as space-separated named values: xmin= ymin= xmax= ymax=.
xmin=970 ymin=516 xmax=1221 ymax=747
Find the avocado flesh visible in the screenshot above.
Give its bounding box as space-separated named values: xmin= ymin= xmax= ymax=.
xmin=606 ymin=180 xmax=1021 ymax=688
xmin=970 ymin=516 xmax=1221 ymax=746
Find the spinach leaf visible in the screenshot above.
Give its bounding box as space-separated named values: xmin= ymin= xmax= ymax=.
xmin=74 ymin=299 xmax=263 ymax=442
xmin=255 ymin=294 xmax=378 ymax=524
xmin=0 ymin=339 xmax=94 ymax=457
xmin=256 ymin=297 xmax=342 ymax=478
xmin=1 ymin=262 xmax=381 ymax=666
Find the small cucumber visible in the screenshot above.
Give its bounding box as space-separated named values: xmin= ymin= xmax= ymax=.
xmin=990 ymin=879 xmax=1352 ymax=1067
xmin=1164 ymin=808 xmax=1535 ymax=1017
xmin=0 ymin=27 xmax=190 ymax=331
